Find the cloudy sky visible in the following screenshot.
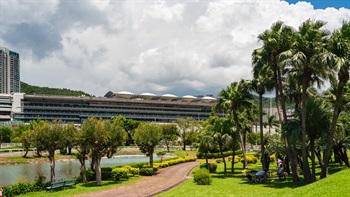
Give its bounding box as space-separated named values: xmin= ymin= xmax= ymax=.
xmin=1 ymin=0 xmax=349 ymax=97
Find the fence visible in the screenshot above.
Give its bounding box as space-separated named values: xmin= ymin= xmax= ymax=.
xmin=0 ymin=143 xmax=22 ymax=148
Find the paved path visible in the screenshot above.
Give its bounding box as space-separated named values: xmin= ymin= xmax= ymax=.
xmin=75 ymin=160 xmax=199 ymax=197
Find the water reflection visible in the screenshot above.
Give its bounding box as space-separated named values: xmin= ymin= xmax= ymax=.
xmin=0 ymin=155 xmax=160 ymax=186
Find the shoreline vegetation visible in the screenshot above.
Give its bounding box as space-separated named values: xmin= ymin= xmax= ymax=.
xmin=0 ymin=147 xmax=146 ymax=165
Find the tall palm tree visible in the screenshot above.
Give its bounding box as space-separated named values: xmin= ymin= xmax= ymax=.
xmin=251 ymin=70 xmax=274 ymax=170
xmin=216 ymin=80 xmax=254 ymax=167
xmin=321 ymin=21 xmax=350 ymax=179
xmin=253 ymin=21 xmax=299 ymax=182
xmin=285 ymin=19 xmax=331 ymax=183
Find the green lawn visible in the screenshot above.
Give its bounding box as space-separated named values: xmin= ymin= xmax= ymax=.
xmin=17 ymin=176 xmax=144 ymax=197
xmin=157 ymin=162 xmax=350 ymax=197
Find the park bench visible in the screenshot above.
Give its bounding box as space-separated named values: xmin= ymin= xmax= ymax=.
xmin=46 ymin=179 xmax=77 ymax=191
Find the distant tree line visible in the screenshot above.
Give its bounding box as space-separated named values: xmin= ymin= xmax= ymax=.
xmin=20 ymin=82 xmax=92 ymax=97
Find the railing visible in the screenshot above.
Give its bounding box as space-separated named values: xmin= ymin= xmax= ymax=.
xmin=0 ymin=143 xmax=22 ymax=148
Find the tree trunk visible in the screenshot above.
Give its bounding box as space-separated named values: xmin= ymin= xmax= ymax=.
xmin=239 ymin=131 xmax=247 ymax=168
xmin=310 ymin=138 xmax=316 ymax=182
xmin=23 ymin=150 xmax=28 ymax=158
xmin=259 ymin=93 xmax=266 ymax=170
xmin=231 ymin=140 xmax=236 ymax=173
xmin=301 ymin=77 xmax=312 ymax=184
xmin=90 ymin=158 xmax=95 ymax=171
xmin=95 ymin=158 xmax=102 ymax=186
xmin=205 ymin=153 xmax=209 ymax=170
xmin=340 ymin=148 xmax=350 ymax=167
xmin=166 ymin=141 xmax=170 ymax=152
xmin=49 ymin=151 xmax=56 ymax=183
xmin=274 ymin=71 xmax=283 ymax=123
xmin=78 ymin=153 xmax=87 ymax=183
xmin=219 ymin=144 xmax=226 ymax=178
xmin=149 ymin=148 xmax=154 ymax=168
xmin=321 ymin=77 xmax=347 ymax=179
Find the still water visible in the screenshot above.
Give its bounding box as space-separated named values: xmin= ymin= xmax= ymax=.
xmin=0 ymin=155 xmax=160 ymax=186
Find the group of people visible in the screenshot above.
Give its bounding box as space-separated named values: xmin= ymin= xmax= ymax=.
xmin=243 ymin=158 xmax=285 ymax=183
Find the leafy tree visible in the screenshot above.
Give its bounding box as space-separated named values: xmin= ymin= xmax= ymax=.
xmin=119 ymin=117 xmax=140 ymax=146
xmin=34 ymin=120 xmax=66 ymax=182
xmin=0 ymin=126 xmax=13 ymax=143
xmin=63 ymin=122 xmax=77 ymax=155
xmin=134 ymin=122 xmax=162 ymax=168
xmin=74 ymin=123 xmax=91 ymax=183
xmin=82 ymin=117 xmax=126 ymax=186
xmin=161 ymin=124 xmax=179 ymax=152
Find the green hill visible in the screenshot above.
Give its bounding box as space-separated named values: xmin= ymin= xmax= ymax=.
xmin=20 ymin=82 xmax=92 ymax=97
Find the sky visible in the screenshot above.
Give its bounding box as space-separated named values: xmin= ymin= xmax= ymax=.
xmin=0 ymin=0 xmax=349 ymax=97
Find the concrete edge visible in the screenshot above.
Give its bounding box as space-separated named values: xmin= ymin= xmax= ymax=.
xmin=146 ymin=161 xmax=199 ymax=197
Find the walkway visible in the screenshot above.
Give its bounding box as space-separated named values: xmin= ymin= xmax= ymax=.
xmin=75 ymin=160 xmax=199 ymax=197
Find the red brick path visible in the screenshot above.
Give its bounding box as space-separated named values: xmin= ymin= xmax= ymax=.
xmin=74 ymin=160 xmax=199 ymax=197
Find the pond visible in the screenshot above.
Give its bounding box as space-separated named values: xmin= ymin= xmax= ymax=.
xmin=0 ymin=155 xmax=161 ymax=186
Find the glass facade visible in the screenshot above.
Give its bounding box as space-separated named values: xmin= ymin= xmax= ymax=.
xmin=0 ymin=47 xmax=20 ymax=94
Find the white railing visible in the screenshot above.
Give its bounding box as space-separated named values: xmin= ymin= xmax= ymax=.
xmin=0 ymin=143 xmax=22 ymax=148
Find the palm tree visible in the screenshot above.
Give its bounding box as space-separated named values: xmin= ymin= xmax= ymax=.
xmin=216 ymin=80 xmax=254 ymax=167
xmin=305 ymin=96 xmax=331 ymax=179
xmin=285 ymin=19 xmax=331 ymax=183
xmin=198 ymin=127 xmax=215 ymax=170
xmin=253 ymin=21 xmax=299 ymax=182
xmin=321 ymin=21 xmax=350 ymax=179
xmin=206 ymin=116 xmax=232 ymax=177
xmin=264 ymin=115 xmax=280 ymax=134
xmin=251 ymin=71 xmax=274 ymax=170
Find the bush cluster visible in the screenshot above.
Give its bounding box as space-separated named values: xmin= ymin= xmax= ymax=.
xmin=228 ymin=155 xmax=241 ymax=163
xmin=200 ymin=162 xmax=217 ymax=173
xmin=241 ymin=154 xmax=258 ymax=164
xmin=3 ymin=175 xmax=46 ymax=197
xmin=193 ymin=169 xmax=212 ymax=185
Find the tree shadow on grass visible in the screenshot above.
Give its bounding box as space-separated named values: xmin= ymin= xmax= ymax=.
xmin=80 ymin=180 xmax=126 ymax=188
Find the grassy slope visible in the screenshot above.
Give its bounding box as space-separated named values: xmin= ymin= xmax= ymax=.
xmin=158 ymin=162 xmax=350 ymax=197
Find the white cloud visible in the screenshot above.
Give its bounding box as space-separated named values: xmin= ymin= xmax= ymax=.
xmin=1 ymin=0 xmax=349 ymax=96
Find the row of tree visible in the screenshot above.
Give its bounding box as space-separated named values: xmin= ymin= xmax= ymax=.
xmin=1 ymin=116 xmax=205 ymax=186
xmin=194 ymin=19 xmax=350 ymax=185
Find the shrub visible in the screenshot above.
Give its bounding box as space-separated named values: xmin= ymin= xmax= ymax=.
xmin=193 ymin=169 xmax=212 ymax=185
xmin=216 ymin=158 xmax=222 ymax=163
xmin=270 ymin=154 xmax=276 ymax=163
xmin=234 ymin=155 xmax=241 ymax=163
xmin=31 ymin=174 xmax=46 ymax=191
xmin=241 ymin=154 xmax=258 ymax=164
xmin=140 ymin=167 xmax=154 ymax=176
xmin=101 ymin=167 xmax=113 ymax=180
xmin=2 ymin=186 xmax=13 ymax=197
xmin=86 ymin=169 xmax=95 ymax=181
xmin=111 ymin=168 xmax=129 ymax=180
xmin=9 ymin=180 xmax=32 ymax=196
xmin=200 ymin=162 xmax=217 ymax=173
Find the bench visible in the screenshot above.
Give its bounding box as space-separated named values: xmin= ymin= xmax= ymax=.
xmin=46 ymin=179 xmax=77 ymax=191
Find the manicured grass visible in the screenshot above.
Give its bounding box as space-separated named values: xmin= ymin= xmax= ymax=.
xmin=17 ymin=176 xmax=145 ymax=197
xmin=157 ymin=161 xmax=350 ymax=197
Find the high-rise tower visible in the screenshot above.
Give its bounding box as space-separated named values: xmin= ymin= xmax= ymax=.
xmin=0 ymin=47 xmax=20 ymax=94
